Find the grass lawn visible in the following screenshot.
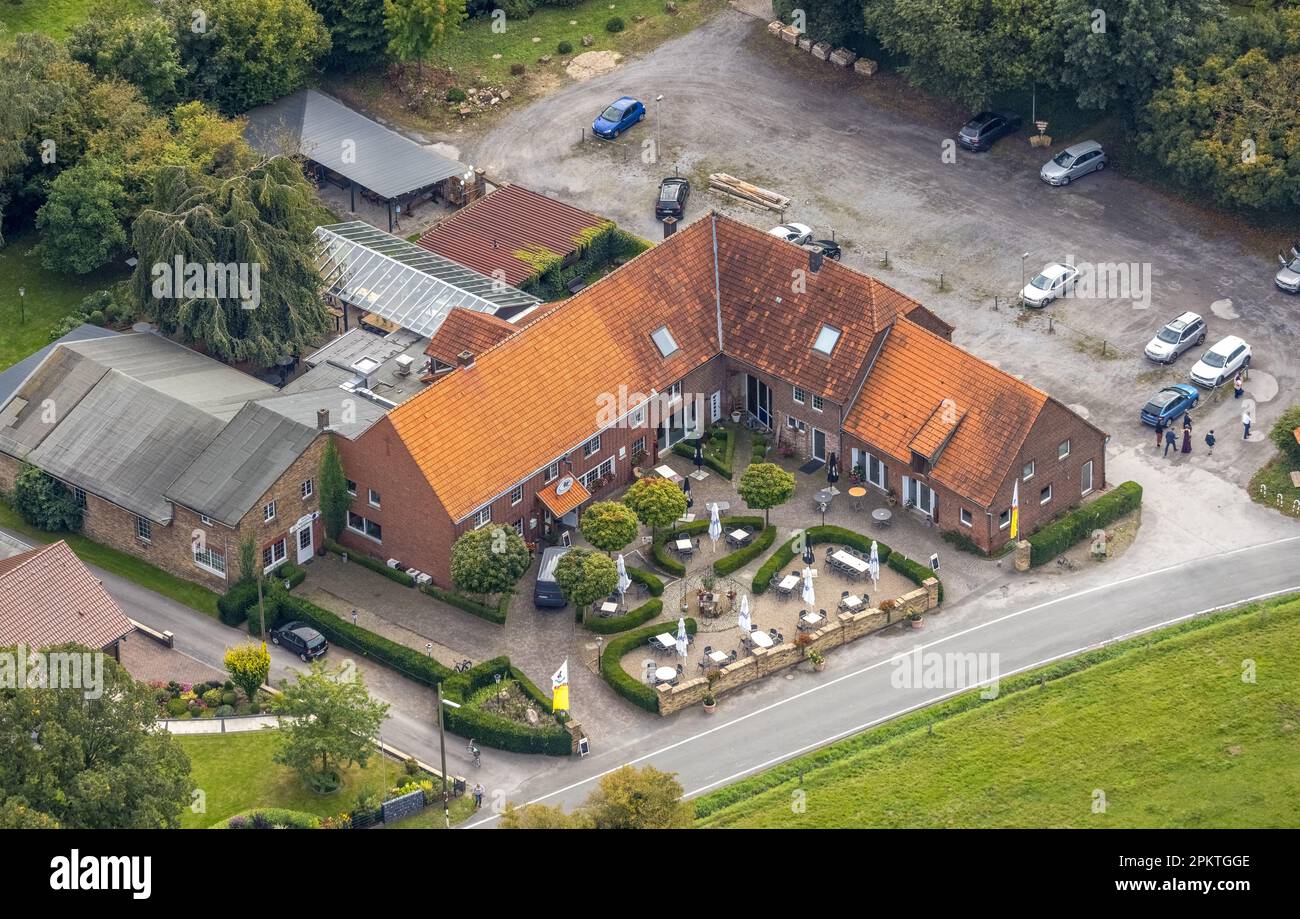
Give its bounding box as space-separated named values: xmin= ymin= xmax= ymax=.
xmin=0 ymin=0 xmax=149 ymax=41
xmin=697 ymin=593 xmax=1300 ymax=828
xmin=384 ymin=794 xmax=479 ymax=828
xmin=178 ymin=730 xmax=472 ymax=828
xmin=1249 ymin=454 xmax=1300 ymax=519
xmin=0 ymin=501 xmax=220 ymax=617
xmin=0 ymin=228 xmax=126 ymax=372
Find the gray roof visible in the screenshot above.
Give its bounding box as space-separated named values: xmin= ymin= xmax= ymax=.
xmin=28 ymin=371 xmax=225 ymax=523
xmin=0 ymin=324 xmax=118 ymax=407
xmin=166 ymin=402 xmax=319 ymax=525
xmin=0 ymin=345 xmax=114 ymax=459
xmin=282 ymin=328 xmax=433 ymax=418
xmin=257 ymin=388 xmax=388 ymax=440
xmin=245 ymin=90 xmax=465 ymax=199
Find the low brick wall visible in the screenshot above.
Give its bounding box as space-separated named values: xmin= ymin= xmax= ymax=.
xmin=657 ymin=579 xmax=939 ymax=715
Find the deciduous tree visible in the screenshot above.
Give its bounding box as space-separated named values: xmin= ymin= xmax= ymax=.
xmin=579 ymin=500 xmax=640 ymax=555
xmin=272 ymin=661 xmax=389 ymax=793
xmin=384 ymin=0 xmax=466 ymax=74
xmin=450 ymin=525 xmax=531 ymax=599
xmin=737 ymin=462 xmax=795 ymax=526
xmin=623 ymin=476 xmax=688 ymax=537
xmin=224 ymin=642 xmax=271 ymax=703
xmin=554 ymin=548 xmax=619 ymax=611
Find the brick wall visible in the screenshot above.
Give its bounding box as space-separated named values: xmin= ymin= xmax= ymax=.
xmin=724 ymin=358 xmax=846 ymax=462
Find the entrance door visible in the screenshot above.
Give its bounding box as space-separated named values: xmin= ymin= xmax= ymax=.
xmin=296 ymin=523 xmax=314 ymax=563
xmin=903 ymin=477 xmax=936 ymax=518
xmin=812 ymin=428 xmax=827 ymax=462
xmin=746 ymin=375 xmax=772 ymax=428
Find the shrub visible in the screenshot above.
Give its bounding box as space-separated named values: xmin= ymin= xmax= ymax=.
xmin=164 ymin=697 xmax=188 ymax=717
xmin=651 ymin=515 xmax=765 ymax=576
xmin=201 ymin=689 xmax=223 ymax=706
xmin=557 ymin=40 xmax=573 ymax=54
xmin=423 ymin=584 xmax=509 ymax=625
xmin=753 ymin=525 xmax=890 ymax=594
xmin=221 ymin=690 xmax=238 ymax=706
xmin=626 ymin=565 xmax=663 ymax=597
xmin=1269 ymin=405 xmax=1300 ymax=466
xmin=585 ymin=599 xmax=662 ymax=634
xmin=273 ymin=562 xmax=305 ymax=589
xmin=886 ymin=553 xmax=941 ymax=602
xmin=446 ymin=87 xmax=467 ymax=103
xmin=606 ymin=16 xmax=624 ymax=32
xmin=673 ymin=427 xmax=736 ymax=479
xmin=10 ymin=464 xmax=82 ymax=532
xmin=218 ymin=808 xmax=321 ymax=829
xmin=214 ymin=704 xmax=236 ymax=717
xmin=217 ymin=580 xmax=258 ymax=626
xmin=599 ymin=619 xmax=697 ymax=712
xmin=1028 ymin=481 xmax=1143 ymax=567
xmin=510 ymin=62 xmax=526 ymax=76
xmin=713 ymin=524 xmax=777 ymax=576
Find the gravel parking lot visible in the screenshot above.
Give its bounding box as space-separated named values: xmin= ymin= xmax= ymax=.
xmin=467 ymin=9 xmax=1298 ymax=554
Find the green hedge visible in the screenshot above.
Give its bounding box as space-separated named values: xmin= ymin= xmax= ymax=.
xmin=749 ymin=524 xmax=941 ymax=602
xmin=423 ymin=585 xmax=510 ymax=625
xmin=626 ymin=565 xmax=664 ymax=597
xmin=325 ymin=539 xmax=415 ymax=587
xmin=440 ymin=657 xmax=571 ymax=756
xmin=585 ymin=598 xmax=662 ymax=634
xmin=672 ymin=426 xmax=736 ymax=479
xmin=599 ymin=618 xmax=697 ymax=712
xmin=216 ymin=808 xmax=322 ymax=829
xmin=273 ymin=562 xmax=306 ymax=589
xmin=651 ymin=515 xmax=765 ymax=576
xmin=217 ymin=580 xmax=258 ymax=626
xmin=1028 ymin=481 xmax=1143 ymax=566
xmin=887 ymin=553 xmax=942 ymax=603
xmin=713 ymin=524 xmax=776 ymax=576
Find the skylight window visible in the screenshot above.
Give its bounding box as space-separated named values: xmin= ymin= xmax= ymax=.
xmin=651 ymin=326 xmax=679 ymax=357
xmin=813 ymin=325 xmax=841 ymax=356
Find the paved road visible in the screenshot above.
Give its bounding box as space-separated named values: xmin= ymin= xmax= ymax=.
xmin=465 ymin=531 xmax=1300 ymax=824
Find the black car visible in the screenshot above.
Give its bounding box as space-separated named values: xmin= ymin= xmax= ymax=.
xmin=655 ymin=177 xmax=690 ymax=218
xmin=802 ymin=239 xmax=842 ymax=261
xmin=270 ymin=621 xmax=329 ymax=661
xmin=956 ymin=111 xmax=1023 ymax=151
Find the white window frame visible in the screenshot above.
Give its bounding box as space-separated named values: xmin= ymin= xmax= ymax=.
xmin=1022 ymin=460 xmax=1035 ymax=481
xmin=473 ymin=507 xmax=492 ymax=529
xmin=368 ymin=488 xmax=381 ymax=509
xmin=263 ymin=501 xmax=276 ymax=522
xmin=710 ymin=391 xmax=721 ymax=422
xmin=959 ymin=508 xmax=972 ymax=527
xmin=262 ymin=538 xmax=287 ymax=572
xmin=583 ymin=434 xmax=601 ymax=458
xmin=1081 ymin=459 xmax=1094 ymax=496
xmin=811 ymin=394 xmax=824 ymax=412
xmin=865 ymin=452 xmax=887 ymax=490
xmin=347 ymin=511 xmax=383 ymax=543
xmin=73 ymin=486 xmax=86 ymax=508
xmin=513 ymin=519 xmax=524 ymax=537
xmin=301 ymin=479 xmax=314 ymax=500
xmin=136 ymin=516 xmax=152 ymax=543
xmin=1059 ymin=439 xmax=1071 ymax=460
xmin=199 ymin=514 xmax=215 ymax=526
xmin=792 ymin=386 xmax=806 ymax=404
xmin=631 ymin=405 xmax=646 ymax=427
xmin=1040 ymin=484 xmax=1053 ymax=505
xmin=633 ymin=436 xmax=646 ymax=458
xmin=194 ymin=544 xmax=226 ymax=576
xmin=544 ymin=462 xmax=560 ymax=483
xmin=510 ymin=485 xmax=523 ymax=506
xmin=346 ymin=478 xmax=357 ymax=496
xmin=668 ymin=381 xmax=682 ymax=402
xmin=999 ymin=508 xmax=1011 ymax=530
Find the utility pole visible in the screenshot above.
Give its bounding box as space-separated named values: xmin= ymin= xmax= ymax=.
xmin=435 ymin=681 xmax=451 ymax=829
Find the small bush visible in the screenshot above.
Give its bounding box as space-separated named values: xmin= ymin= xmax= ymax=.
xmin=218 ymin=808 xmax=321 ymax=829
xmin=164 ymin=698 xmax=188 ymax=717
xmin=445 ymin=87 xmax=467 ymax=103
xmin=221 ymin=690 xmax=238 ymax=706
xmin=557 ymin=40 xmax=573 ymax=54
xmin=606 ymin=16 xmax=624 ymax=32
xmin=585 ymin=599 xmax=662 ymax=634
xmin=1028 ymin=481 xmax=1143 ymax=566
xmin=214 ymin=704 xmax=236 ymax=717
xmin=201 ymin=689 xmax=222 ymax=706
xmin=713 ymin=524 xmax=776 ymax=576
xmin=510 ymin=62 xmax=526 ymax=76
xmin=273 ymin=562 xmax=305 ymax=589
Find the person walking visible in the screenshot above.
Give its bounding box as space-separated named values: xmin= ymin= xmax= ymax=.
xmin=1234 ymin=373 xmax=1244 ymax=399
xmin=1155 ymin=420 xmax=1165 ymax=450
xmin=472 ymin=782 xmax=484 ymax=809
xmin=1181 ymin=428 xmax=1191 ymax=453
xmin=1242 ymin=408 xmax=1253 ymax=439
xmin=1205 ymin=430 xmax=1216 ymax=456
xmin=1164 ymin=425 xmax=1177 ymax=457
xmin=1182 ymin=411 xmax=1193 ymax=431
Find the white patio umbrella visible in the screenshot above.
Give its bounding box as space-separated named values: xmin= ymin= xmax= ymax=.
xmin=801 ymin=565 xmax=816 ymax=608
xmin=615 ymin=553 xmax=632 ymax=599
xmin=737 ymin=594 xmax=751 ymax=634
xmin=675 ymin=616 xmax=689 ymax=658
xmin=708 ymin=501 xmax=722 ymax=549
xmin=868 ymin=541 xmax=880 ymax=590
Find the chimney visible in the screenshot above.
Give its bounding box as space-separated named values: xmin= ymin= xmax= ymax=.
xmin=662 ymin=216 xmax=677 ymax=239
xmin=316 ymin=408 xmax=330 ymax=430
xmin=809 ymin=248 xmax=824 ymax=274
xmin=457 ymin=349 xmax=475 ymax=369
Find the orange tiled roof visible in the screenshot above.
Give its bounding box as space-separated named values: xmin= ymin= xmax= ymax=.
xmin=537 ymin=475 xmax=591 ymax=517
xmin=0 ymin=541 xmax=134 ymax=650
xmin=417 ymin=184 xmax=610 ymax=287
xmin=425 ymin=308 xmax=519 ymax=368
xmin=843 ymin=318 xmax=1049 ymax=506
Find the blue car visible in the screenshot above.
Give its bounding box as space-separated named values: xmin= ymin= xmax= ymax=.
xmin=1140 ymin=384 xmax=1199 ymax=427
xmin=592 ymin=96 xmax=645 ymax=139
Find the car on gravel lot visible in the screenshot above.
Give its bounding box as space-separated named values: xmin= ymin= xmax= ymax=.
xmin=1144 ymin=311 xmax=1207 ymax=364
xmin=1276 ymin=242 xmax=1300 ymax=293
xmin=655 ymin=177 xmax=690 ymax=218
xmin=1189 ymin=335 xmax=1252 ymax=389
xmin=1040 ymin=140 xmax=1107 ymax=186
xmin=1020 ymin=262 xmax=1080 ymax=307
xmin=956 ymin=111 xmax=1022 ymax=151
xmin=801 ymin=239 xmax=842 ymax=261
xmin=591 ymin=96 xmax=645 ymax=139
xmin=1140 ymin=384 xmax=1200 ymax=428
xmin=768 ymin=223 xmax=813 ymax=245
xmin=269 ymin=621 xmax=329 ymax=662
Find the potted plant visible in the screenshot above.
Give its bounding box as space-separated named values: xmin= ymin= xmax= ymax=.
xmin=886 ymin=488 xmax=899 ymax=507
xmin=906 ymin=610 xmax=924 ymax=630
xmin=731 ymin=405 xmax=742 ymax=424
xmin=703 ymin=669 xmax=720 ymax=713
xmin=807 ymin=648 xmax=826 ymax=672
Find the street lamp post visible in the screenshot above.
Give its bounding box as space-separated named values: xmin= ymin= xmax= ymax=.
xmin=655 ymin=94 xmax=664 ymax=163
xmin=1021 ymin=252 xmax=1030 ymax=305
xmin=18 ymin=287 xmax=25 ymax=325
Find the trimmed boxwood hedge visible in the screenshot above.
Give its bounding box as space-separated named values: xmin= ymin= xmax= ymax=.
xmin=273 ymin=562 xmax=306 ymax=589
xmin=585 ymin=598 xmax=662 ymax=634
xmin=217 ymin=808 xmax=322 ymax=829
xmin=713 ymin=523 xmax=776 ymax=576
xmin=217 ymin=580 xmax=258 ymax=626
xmin=440 ymin=656 xmax=571 ymax=756
xmin=423 ymin=585 xmax=510 ymax=625
xmin=1028 ymin=480 xmax=1143 ymax=567
xmin=672 ymin=425 xmax=737 ymax=479
xmin=651 ymin=515 xmax=765 ymax=576
xmin=887 ymin=553 xmax=943 ymax=603
xmin=626 ymin=565 xmax=664 ymax=597
xmin=325 ymin=539 xmax=416 ymax=587
xmin=599 ymin=618 xmax=697 ymax=712
xmin=751 ymin=524 xmax=941 ymax=601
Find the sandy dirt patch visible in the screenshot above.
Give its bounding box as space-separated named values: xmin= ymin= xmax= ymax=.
xmin=566 ymin=50 xmax=623 ymax=82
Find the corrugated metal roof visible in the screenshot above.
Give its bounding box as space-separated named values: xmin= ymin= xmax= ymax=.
xmin=417 ymin=184 xmax=610 ymax=286
xmin=0 ymin=324 xmax=118 ymax=407
xmin=315 ymin=223 xmax=540 ymax=339
xmin=244 ymin=90 xmax=465 ymax=199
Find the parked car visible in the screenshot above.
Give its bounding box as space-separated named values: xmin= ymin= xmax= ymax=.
xmin=269 ymin=621 xmax=329 ymax=662
xmin=768 ymin=223 xmax=813 ymax=245
xmin=533 ymin=546 xmax=571 ymax=609
xmin=1143 ymin=311 xmax=1207 ymax=364
xmin=956 ymin=111 xmax=1022 ymax=151
xmin=591 ymin=96 xmax=645 ymax=139
xmin=655 ymin=177 xmax=690 ymax=218
xmin=1140 ymin=384 xmax=1200 ymax=428
xmin=1040 ymin=140 xmax=1107 ymax=186
xmin=1020 ymin=262 xmax=1080 ymax=308
xmin=801 ymin=239 xmax=842 ymax=261
xmin=1276 ymin=242 xmax=1300 ymax=294
xmin=1189 ymin=335 xmax=1252 ymax=388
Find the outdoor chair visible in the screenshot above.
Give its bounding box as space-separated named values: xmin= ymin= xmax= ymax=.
xmin=819 ymin=608 xmax=828 ymax=619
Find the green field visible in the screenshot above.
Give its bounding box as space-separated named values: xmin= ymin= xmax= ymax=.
xmin=177 ymin=729 xmax=474 ymax=828
xmin=0 ymin=229 xmax=125 ymax=371
xmin=697 ymin=594 xmax=1300 ymax=828
xmin=0 ymin=0 xmax=148 ymax=41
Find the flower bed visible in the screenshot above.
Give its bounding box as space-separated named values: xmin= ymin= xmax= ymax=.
xmin=151 ymin=678 xmax=269 ymax=719
xmin=672 ymin=424 xmax=737 ymax=479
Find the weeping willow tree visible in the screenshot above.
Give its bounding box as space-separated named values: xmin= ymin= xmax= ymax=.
xmin=129 ymin=156 xmax=332 ymax=364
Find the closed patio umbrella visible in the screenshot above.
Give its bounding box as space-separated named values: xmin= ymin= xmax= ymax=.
xmin=682 ymin=476 xmax=693 ymax=509
xmin=708 ymin=501 xmax=722 ymax=548
xmin=616 ymin=553 xmax=632 ymax=599
xmin=827 ymin=452 xmax=839 ymax=485
xmin=802 ymin=537 xmax=815 ymax=566
xmin=693 ymin=440 xmax=704 ymax=471
xmin=801 ymin=565 xmax=816 ymax=608
xmin=675 ymin=616 xmax=689 ymax=658
xmin=737 ymin=595 xmax=751 ymax=634
xmin=868 ymin=540 xmax=880 ymax=590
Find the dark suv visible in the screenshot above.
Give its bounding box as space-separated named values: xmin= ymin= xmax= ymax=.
xmin=269 ymin=621 xmax=329 ymax=661
xmin=655 ymin=177 xmax=690 ymax=218
xmin=956 ymin=111 xmax=1023 ymax=151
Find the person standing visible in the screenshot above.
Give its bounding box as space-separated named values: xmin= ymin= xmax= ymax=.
xmin=1182 ymin=411 xmax=1193 ymax=431
xmin=1205 ymin=430 xmax=1216 ymax=455
xmin=472 ymin=782 xmax=484 ymax=809
xmin=1234 ymin=373 xmax=1245 ymax=399
xmin=1181 ymin=428 xmax=1192 ymax=453
xmin=1164 ymin=426 xmax=1177 ymax=457
xmin=1243 ymin=408 xmax=1253 ymax=439
xmin=1155 ymin=420 xmax=1165 ymax=450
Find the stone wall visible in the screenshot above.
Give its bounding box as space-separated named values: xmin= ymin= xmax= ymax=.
xmin=657 ymin=578 xmax=939 ymax=715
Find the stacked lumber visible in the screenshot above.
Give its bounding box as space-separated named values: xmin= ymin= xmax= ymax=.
xmin=707 ymin=173 xmax=790 ymax=211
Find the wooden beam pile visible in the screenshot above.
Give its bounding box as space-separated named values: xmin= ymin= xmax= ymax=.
xmin=707 ymin=173 xmax=790 ymax=212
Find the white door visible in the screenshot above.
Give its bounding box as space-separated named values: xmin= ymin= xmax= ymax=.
xmin=296 ymin=524 xmax=313 ymax=563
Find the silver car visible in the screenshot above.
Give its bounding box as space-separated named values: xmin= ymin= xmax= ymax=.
xmin=1275 ymin=242 xmax=1300 ymax=294
xmin=1040 ymin=140 xmax=1107 ymax=186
